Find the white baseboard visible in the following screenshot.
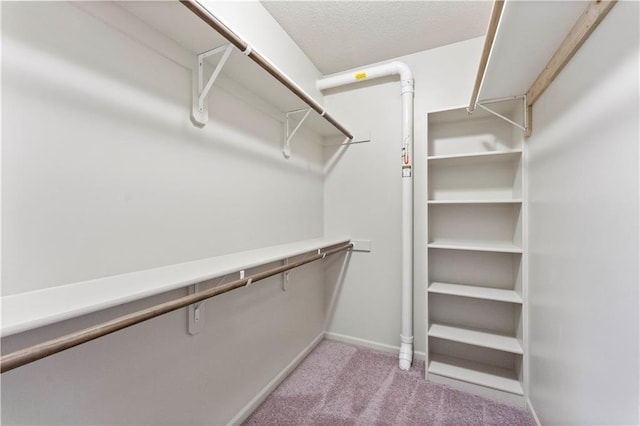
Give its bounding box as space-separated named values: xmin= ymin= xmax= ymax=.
xmin=527 ymin=398 xmax=542 ymax=426
xmin=324 ymin=331 xmax=426 ymax=361
xmin=227 ymin=331 xmax=325 ymax=426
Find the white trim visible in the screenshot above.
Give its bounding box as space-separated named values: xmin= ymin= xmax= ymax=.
xmin=226 ymin=331 xmax=325 ymax=426
xmin=527 ymin=398 xmax=542 ymax=426
xmin=522 ymin=115 xmax=531 ymax=400
xmin=324 ymin=331 xmax=426 ymax=361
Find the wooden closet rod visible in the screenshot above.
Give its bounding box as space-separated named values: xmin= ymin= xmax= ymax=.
xmin=179 ymin=0 xmax=354 ymax=141
xmin=0 ymin=242 xmax=353 ymax=374
xmin=468 ymin=0 xmax=505 ymax=113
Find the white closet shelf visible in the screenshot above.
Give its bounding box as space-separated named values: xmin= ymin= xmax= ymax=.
xmin=428 ymin=354 xmax=524 ymax=396
xmin=427 ymin=199 xmax=522 ymax=205
xmin=428 ymin=323 xmax=523 ymax=355
xmin=113 ymin=2 xmax=350 ymax=140
xmin=429 ymin=101 xmax=522 ymax=125
xmin=427 ymin=150 xmax=522 ymax=167
xmin=428 ymin=282 xmax=522 ymax=304
xmin=428 ymin=239 xmax=522 ymax=254
xmin=478 ymin=1 xmax=587 ymax=101
xmin=0 ymin=237 xmax=350 ymax=337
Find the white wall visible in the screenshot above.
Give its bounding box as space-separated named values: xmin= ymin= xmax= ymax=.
xmin=527 ymin=2 xmax=639 ymax=424
xmin=1 ymin=2 xmax=335 ymax=424
xmin=2 ymin=1 xmax=324 ymax=295
xmin=323 ymin=37 xmax=484 ymax=355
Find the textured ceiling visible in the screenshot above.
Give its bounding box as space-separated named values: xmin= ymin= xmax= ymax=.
xmin=261 ymin=1 xmax=493 ymax=75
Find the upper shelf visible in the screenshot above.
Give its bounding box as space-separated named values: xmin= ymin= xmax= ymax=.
xmin=114 ymin=1 xmax=352 ymax=140
xmin=478 ymin=1 xmax=587 ymax=101
xmin=1 ymin=237 xmax=350 ymax=338
xmin=428 ymin=150 xmax=522 ymax=166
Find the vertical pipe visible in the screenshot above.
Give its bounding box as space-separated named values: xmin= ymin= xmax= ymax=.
xmin=317 ymin=62 xmax=415 ymax=370
xmin=399 ymin=77 xmax=414 ymax=371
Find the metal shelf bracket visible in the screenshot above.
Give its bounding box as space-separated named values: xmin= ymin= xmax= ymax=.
xmin=473 ymin=95 xmax=529 ymax=134
xmin=188 ymin=274 xmax=229 ymax=335
xmin=188 ymin=283 xmax=204 ymax=335
xmin=191 ymin=44 xmax=234 ymax=127
xmin=283 ymin=108 xmax=312 ymax=158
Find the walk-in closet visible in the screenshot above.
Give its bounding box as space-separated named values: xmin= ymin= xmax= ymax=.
xmin=2 ymin=1 xmax=638 ymax=425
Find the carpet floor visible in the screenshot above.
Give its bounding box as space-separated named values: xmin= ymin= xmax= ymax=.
xmin=244 ymin=339 xmax=535 ymax=425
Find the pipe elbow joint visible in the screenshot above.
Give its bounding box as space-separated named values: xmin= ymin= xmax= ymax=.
xmin=391 ymin=61 xmax=414 ymax=85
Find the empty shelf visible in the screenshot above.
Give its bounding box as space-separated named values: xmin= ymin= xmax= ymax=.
xmin=428 ymin=239 xmax=522 ymax=253
xmin=1 ymin=237 xmax=350 ymax=337
xmin=478 ymin=1 xmax=587 ymax=101
xmin=428 ymin=323 xmax=523 ymax=354
xmin=428 ymin=199 xmax=522 ymax=205
xmin=428 ymin=282 xmax=522 ymax=304
xmin=428 ymin=353 xmax=524 ymax=395
xmin=427 ymin=150 xmax=522 ymax=167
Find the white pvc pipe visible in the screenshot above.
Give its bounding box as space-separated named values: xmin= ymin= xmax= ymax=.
xmin=317 ymin=61 xmax=414 ymax=371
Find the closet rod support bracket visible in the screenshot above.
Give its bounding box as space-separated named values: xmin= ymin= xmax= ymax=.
xmin=283 ymin=108 xmax=312 ymax=158
xmin=188 ymin=283 xmax=205 ymax=335
xmin=282 ymin=258 xmax=289 ymax=291
xmin=191 ymin=44 xmax=234 ymax=127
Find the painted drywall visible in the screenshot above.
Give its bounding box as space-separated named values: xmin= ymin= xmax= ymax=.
xmin=1 ymin=1 xmax=335 ymax=424
xmin=323 ymin=37 xmax=484 ymax=355
xmin=527 ymin=2 xmax=639 ymax=424
xmin=2 ymin=1 xmax=324 ymax=295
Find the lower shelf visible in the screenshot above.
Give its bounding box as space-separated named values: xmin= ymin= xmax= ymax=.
xmin=428 ymin=323 xmax=523 ymax=354
xmin=428 ymin=353 xmax=524 ymax=396
xmin=428 ymin=282 xmax=523 ymax=304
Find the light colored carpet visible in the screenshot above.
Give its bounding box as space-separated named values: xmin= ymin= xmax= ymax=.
xmin=245 ymin=339 xmax=535 ymax=425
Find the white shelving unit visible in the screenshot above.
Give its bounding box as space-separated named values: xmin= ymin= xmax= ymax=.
xmin=425 ymin=100 xmax=527 ymax=403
